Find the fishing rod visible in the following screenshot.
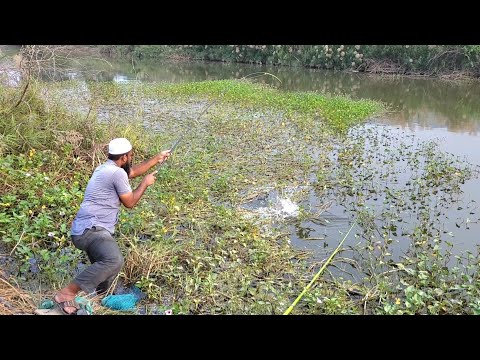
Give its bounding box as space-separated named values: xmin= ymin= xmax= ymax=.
xmin=169 ymin=136 xmax=182 ymax=154
xmin=158 ymin=72 xmax=282 ymax=168
xmin=155 ymin=136 xmax=182 ymax=169
xmin=191 ymin=72 xmax=282 ymax=128
xmin=283 ymin=221 xmax=356 ymax=315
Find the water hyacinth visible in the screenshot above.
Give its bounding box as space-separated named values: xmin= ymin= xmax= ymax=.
xmin=12 ymin=67 xmax=480 ymax=314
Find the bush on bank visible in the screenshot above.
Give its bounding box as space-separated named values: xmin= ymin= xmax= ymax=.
xmin=100 ymin=45 xmax=480 ymax=77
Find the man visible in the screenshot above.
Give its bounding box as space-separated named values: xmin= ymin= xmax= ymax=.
xmin=53 ymin=138 xmax=171 ymax=314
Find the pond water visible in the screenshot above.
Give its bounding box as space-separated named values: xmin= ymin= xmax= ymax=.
xmin=7 ymin=50 xmax=480 ymax=271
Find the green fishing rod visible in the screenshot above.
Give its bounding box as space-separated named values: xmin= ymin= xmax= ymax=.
xmin=283 ymin=221 xmax=356 ymax=315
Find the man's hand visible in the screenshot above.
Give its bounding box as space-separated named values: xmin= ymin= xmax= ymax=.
xmin=130 ymin=151 xmax=171 ymax=179
xmin=120 ymin=170 xmax=158 ymax=208
xmin=144 ymin=170 xmax=158 ymax=187
xmin=156 ymin=150 xmax=171 ymax=165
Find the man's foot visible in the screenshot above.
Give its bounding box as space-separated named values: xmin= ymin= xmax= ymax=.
xmin=54 ymin=293 xmax=79 ymax=315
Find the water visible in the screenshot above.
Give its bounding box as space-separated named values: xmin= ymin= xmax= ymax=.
xmin=5 ymin=49 xmax=479 ymax=267
xmin=241 ymin=188 xmax=300 ymax=220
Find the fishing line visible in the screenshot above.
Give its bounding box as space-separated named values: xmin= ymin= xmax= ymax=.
xmin=158 ymin=71 xmax=282 ymax=168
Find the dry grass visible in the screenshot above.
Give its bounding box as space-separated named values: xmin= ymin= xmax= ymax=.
xmin=359 ymin=59 xmax=406 ymax=75
xmin=438 ymin=70 xmax=477 ymax=82
xmin=0 ymin=273 xmax=116 ymax=315
xmin=0 ymin=275 xmax=36 ymax=315
xmin=122 ymin=242 xmax=175 ymax=285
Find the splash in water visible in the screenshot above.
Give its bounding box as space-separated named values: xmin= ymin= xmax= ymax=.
xmin=255 ymin=196 xmax=299 ymax=219
xmin=246 ymin=194 xmax=299 ymax=220
xmin=279 ymin=198 xmax=300 ymax=217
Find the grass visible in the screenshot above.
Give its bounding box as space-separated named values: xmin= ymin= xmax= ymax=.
xmin=3 ymin=78 xmax=479 ymax=315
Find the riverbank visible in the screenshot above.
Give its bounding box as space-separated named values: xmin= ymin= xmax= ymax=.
xmin=0 ymin=79 xmax=384 ymax=314
xmin=99 ymin=45 xmax=480 ymax=81
xmin=2 ymin=73 xmax=480 ymax=315
xmin=4 ymin=45 xmax=480 ymax=82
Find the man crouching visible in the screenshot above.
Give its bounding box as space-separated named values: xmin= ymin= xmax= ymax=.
xmin=53 ymin=138 xmax=171 ymax=314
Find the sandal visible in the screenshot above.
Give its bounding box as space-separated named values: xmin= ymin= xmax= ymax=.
xmin=53 ymin=295 xmax=94 ymax=315
xmin=54 ymin=298 xmax=81 ymax=315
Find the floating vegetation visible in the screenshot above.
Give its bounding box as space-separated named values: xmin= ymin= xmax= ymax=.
xmin=303 ymin=124 xmax=480 ymax=314
xmin=2 ymin=77 xmax=480 ymax=314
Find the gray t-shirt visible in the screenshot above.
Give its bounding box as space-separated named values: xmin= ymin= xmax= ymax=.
xmin=71 ymin=160 xmax=132 ymax=235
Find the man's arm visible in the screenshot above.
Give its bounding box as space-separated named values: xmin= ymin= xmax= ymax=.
xmin=120 ymin=171 xmax=157 ymax=208
xmin=129 ymin=150 xmax=171 ymax=179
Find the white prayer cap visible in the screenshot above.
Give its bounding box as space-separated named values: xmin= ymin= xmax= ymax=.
xmin=108 ymin=138 xmax=132 ymax=155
